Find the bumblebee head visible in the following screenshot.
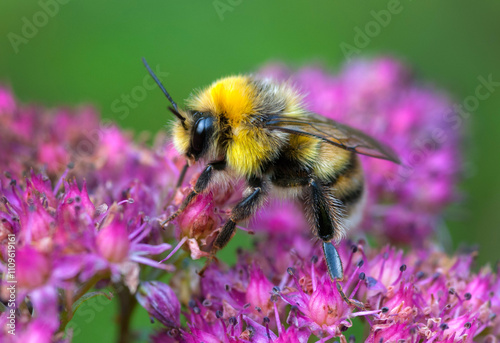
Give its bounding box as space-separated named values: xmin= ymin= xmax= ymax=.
xmin=171 ymin=110 xmax=215 ymax=165
xmin=143 ymin=58 xmax=217 ymax=165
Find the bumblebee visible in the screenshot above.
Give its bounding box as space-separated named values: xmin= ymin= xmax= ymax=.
xmin=143 ymin=58 xmax=399 ymax=307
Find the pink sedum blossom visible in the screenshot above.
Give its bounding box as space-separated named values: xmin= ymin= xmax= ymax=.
xmin=0 ymin=57 xmax=496 ymax=343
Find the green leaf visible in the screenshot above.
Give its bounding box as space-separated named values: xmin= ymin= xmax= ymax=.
xmin=72 ymin=291 xmax=114 ymax=314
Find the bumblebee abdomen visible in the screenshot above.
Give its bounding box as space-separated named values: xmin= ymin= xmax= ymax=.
xmin=269 ymin=139 xmax=365 ymax=228
xmin=328 ymin=153 xmax=365 ymax=211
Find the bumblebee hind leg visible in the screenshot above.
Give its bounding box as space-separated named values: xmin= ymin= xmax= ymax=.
xmin=322 ymin=241 xmax=343 ymax=280
xmin=323 ymin=241 xmax=365 ymax=309
xmin=304 ymin=179 xmax=366 ymax=310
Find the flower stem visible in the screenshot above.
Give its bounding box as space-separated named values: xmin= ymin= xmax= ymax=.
xmin=74 ymin=273 xmax=104 ymax=303
xmin=58 ymin=273 xmax=104 ymax=333
xmin=115 ymin=283 xmax=138 ymax=343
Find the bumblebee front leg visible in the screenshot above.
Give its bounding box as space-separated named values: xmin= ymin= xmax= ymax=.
xmin=164 ymin=163 xmax=189 ymax=210
xmin=161 ymin=160 xmax=225 ymax=227
xmin=304 ymin=179 xmax=366 ymax=310
xmin=199 ymin=177 xmax=267 ymax=276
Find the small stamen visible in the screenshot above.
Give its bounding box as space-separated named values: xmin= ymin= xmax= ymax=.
xmin=273 ymin=300 xmax=283 ymax=335
xmin=117 ymin=198 xmax=134 ymax=205
xmin=263 ymin=317 xmax=272 ymax=340
xmin=53 ymin=163 xmax=74 ymax=195
xmin=159 ymin=236 xmax=188 ymax=263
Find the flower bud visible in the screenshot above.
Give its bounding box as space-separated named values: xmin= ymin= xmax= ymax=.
xmin=136 ymin=281 xmax=180 ymax=328
xmin=96 ymin=219 xmax=130 ymax=263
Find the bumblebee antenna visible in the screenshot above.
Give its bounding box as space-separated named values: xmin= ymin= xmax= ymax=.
xmin=142 ymin=57 xmax=186 ymax=124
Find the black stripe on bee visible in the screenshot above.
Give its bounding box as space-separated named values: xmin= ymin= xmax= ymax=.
xmin=338 ymin=182 xmax=364 ymax=207
xmin=268 ymin=154 xmax=311 ymax=188
xmin=326 ymin=152 xmax=358 ymax=186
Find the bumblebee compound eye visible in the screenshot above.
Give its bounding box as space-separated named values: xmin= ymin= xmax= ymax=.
xmin=191 ymin=116 xmax=214 ymax=154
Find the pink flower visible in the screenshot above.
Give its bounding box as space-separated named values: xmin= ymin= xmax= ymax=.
xmin=96 ymin=217 xmax=130 ymax=263
xmin=14 ymin=246 xmax=51 ymax=290
xmin=37 ymin=142 xmax=70 ymax=173
xmin=366 ymin=322 xmax=414 ymax=343
xmin=307 ymin=279 xmax=350 ymax=327
xmin=176 ymin=191 xmax=221 ymax=242
xmin=246 ymin=265 xmax=275 ymax=315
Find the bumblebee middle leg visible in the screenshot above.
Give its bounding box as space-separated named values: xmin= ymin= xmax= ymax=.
xmin=303 ymin=179 xmax=365 ymax=309
xmin=199 ymin=177 xmax=267 ymax=275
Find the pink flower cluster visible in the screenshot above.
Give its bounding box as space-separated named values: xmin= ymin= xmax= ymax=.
xmin=151 ymin=238 xmax=499 ymax=343
xmin=0 ymin=58 xmax=496 ymax=343
xmin=0 ymin=87 xmax=176 ymax=342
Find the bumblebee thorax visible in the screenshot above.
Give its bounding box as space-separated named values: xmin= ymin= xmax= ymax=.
xmin=188 ymin=75 xmax=256 ymax=126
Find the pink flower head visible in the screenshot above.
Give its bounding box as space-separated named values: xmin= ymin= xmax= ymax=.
xmin=14 ymin=246 xmax=51 ymax=290
xmin=277 ymin=267 xmax=354 ymax=336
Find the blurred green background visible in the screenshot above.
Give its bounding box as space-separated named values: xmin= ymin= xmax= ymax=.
xmin=1 ymin=1 xmax=499 ymax=342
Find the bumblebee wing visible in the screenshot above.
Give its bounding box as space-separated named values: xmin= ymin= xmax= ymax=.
xmin=266 ymin=114 xmax=400 ymax=163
